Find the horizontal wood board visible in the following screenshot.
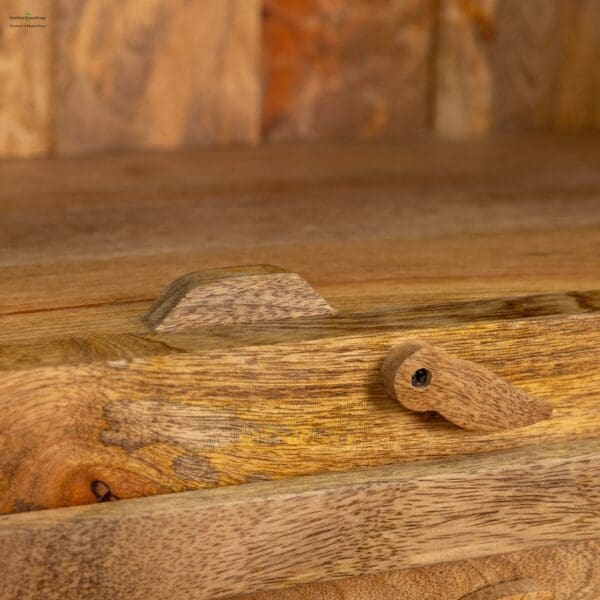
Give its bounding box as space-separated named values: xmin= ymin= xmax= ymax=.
xmin=0 ymin=289 xmax=598 ymax=514
xmin=0 ymin=440 xmax=598 ymax=599
xmin=1 ymin=136 xmax=599 ymax=320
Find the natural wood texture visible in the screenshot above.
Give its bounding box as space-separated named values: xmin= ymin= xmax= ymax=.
xmin=382 ymin=341 xmax=552 ymax=431
xmin=459 ymin=579 xmax=552 ymax=600
xmin=262 ymin=0 xmax=434 ymax=140
xmin=1 ymin=137 xmax=599 ymax=319
xmin=54 ymin=0 xmax=260 ymax=155
xmin=434 ymin=0 xmax=600 ymax=137
xmin=0 ymin=441 xmax=599 ymax=599
xmin=0 ymin=0 xmax=51 ymax=157
xmin=234 ymin=540 xmax=600 ymax=600
xmin=0 ymin=288 xmax=598 ymax=514
xmin=144 ymin=265 xmax=336 ymax=331
xmin=433 ymin=0 xmax=497 ymax=137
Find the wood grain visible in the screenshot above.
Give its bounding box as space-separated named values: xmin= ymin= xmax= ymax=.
xmin=0 ymin=440 xmax=598 ymax=599
xmin=0 ymin=137 xmax=598 ymax=318
xmin=459 ymin=579 xmax=552 ymax=600
xmin=0 ymin=288 xmax=598 ymax=514
xmin=262 ymin=0 xmax=434 ymax=140
xmin=0 ymin=0 xmax=52 ymax=157
xmin=434 ymin=0 xmax=600 ymax=137
xmin=382 ymin=341 xmax=552 ymax=431
xmin=234 ymin=540 xmax=600 ymax=599
xmin=54 ymin=0 xmax=260 ymax=155
xmin=144 ymin=265 xmax=336 ymax=331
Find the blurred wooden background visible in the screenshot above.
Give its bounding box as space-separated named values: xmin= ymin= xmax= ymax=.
xmin=1 ymin=0 xmax=598 ymax=158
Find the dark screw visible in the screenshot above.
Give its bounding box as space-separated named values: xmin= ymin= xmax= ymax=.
xmin=411 ymin=368 xmax=431 ymax=388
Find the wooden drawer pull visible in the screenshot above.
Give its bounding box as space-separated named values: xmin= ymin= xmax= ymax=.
xmin=382 ymin=342 xmax=552 ymax=431
xmin=459 ymin=578 xmax=554 ymax=599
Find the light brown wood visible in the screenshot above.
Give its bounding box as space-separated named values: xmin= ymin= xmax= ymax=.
xmin=54 ymin=0 xmax=260 ymax=155
xmin=433 ymin=0 xmax=497 ymax=137
xmin=1 ymin=137 xmax=598 ymax=317
xmin=459 ymin=579 xmax=552 ymax=600
xmin=233 ymin=540 xmax=599 ymax=600
xmin=382 ymin=342 xmax=552 ymax=431
xmin=0 ymin=440 xmax=598 ymax=599
xmin=0 ymin=0 xmax=51 ymax=157
xmin=0 ymin=289 xmax=598 ymax=514
xmin=434 ymin=0 xmax=600 ymax=137
xmin=143 ymin=265 xmax=336 ymax=331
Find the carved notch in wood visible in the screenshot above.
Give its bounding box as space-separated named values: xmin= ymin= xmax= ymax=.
xmin=381 ymin=342 xmax=553 ymax=431
xmin=143 ymin=264 xmax=336 ymax=332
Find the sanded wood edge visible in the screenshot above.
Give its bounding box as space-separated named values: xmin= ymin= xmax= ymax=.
xmin=143 ymin=264 xmax=336 ymax=331
xmin=1 ymin=440 xmax=598 ymax=600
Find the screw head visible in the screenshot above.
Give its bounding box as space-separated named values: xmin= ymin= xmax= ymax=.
xmin=411 ymin=367 xmax=431 ymax=388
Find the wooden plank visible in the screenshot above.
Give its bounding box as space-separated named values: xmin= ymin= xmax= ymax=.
xmin=433 ymin=0 xmax=497 ymax=137
xmin=554 ymin=0 xmax=600 ymax=131
xmin=0 ymin=289 xmax=598 ymax=514
xmin=54 ymin=0 xmax=260 ymax=155
xmin=0 ymin=0 xmax=51 ymax=157
xmin=1 ymin=441 xmax=598 ymax=599
xmin=262 ymin=0 xmax=434 ymax=139
xmin=231 ymin=540 xmax=600 ymax=600
xmin=434 ymin=0 xmax=600 ymax=137
xmin=0 ymin=137 xmax=599 ymax=316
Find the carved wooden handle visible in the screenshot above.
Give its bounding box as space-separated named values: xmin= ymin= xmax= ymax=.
xmin=382 ymin=342 xmax=552 ymax=431
xmin=459 ymin=579 xmax=554 ymax=599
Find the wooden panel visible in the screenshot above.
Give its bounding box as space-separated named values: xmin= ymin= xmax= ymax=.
xmin=262 ymin=0 xmax=434 ymax=140
xmin=0 ymin=0 xmax=51 ymax=157
xmin=434 ymin=0 xmax=600 ymax=137
xmin=0 ymin=441 xmax=598 ymax=599
xmin=554 ymin=0 xmax=600 ymax=131
xmin=0 ymin=289 xmax=598 ymax=513
xmin=233 ymin=541 xmax=600 ymax=600
xmin=54 ymin=0 xmax=260 ymax=155
xmin=0 ymin=137 xmax=598 ymax=316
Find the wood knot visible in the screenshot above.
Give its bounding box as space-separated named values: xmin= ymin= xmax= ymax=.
xmin=91 ymin=480 xmax=120 ymax=503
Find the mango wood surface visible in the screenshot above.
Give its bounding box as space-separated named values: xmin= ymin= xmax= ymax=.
xmin=0 ymin=289 xmax=599 ymax=513
xmin=1 ymin=136 xmax=599 ymax=319
xmin=434 ymin=0 xmax=600 ymax=138
xmin=1 ymin=441 xmax=599 ymax=600
xmin=234 ymin=541 xmax=600 ymax=600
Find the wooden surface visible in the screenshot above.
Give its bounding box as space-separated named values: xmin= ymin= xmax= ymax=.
xmin=233 ymin=541 xmax=600 ymax=600
xmin=0 ymin=137 xmax=598 ymax=513
xmin=1 ymin=440 xmax=598 ymax=599
xmin=1 ymin=136 xmax=599 ymax=317
xmin=434 ymin=0 xmax=600 ymax=137
xmin=0 ymin=0 xmax=51 ymax=157
xmin=3 ymin=2 xmax=599 ymax=158
xmin=459 ymin=579 xmax=552 ymax=600
xmin=144 ymin=265 xmax=336 ymax=331
xmin=0 ymin=288 xmax=599 ymax=513
xmin=54 ymin=0 xmax=260 ymax=155
xmin=382 ymin=341 xmax=552 ymax=431
xmin=262 ymin=0 xmax=433 ymax=140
